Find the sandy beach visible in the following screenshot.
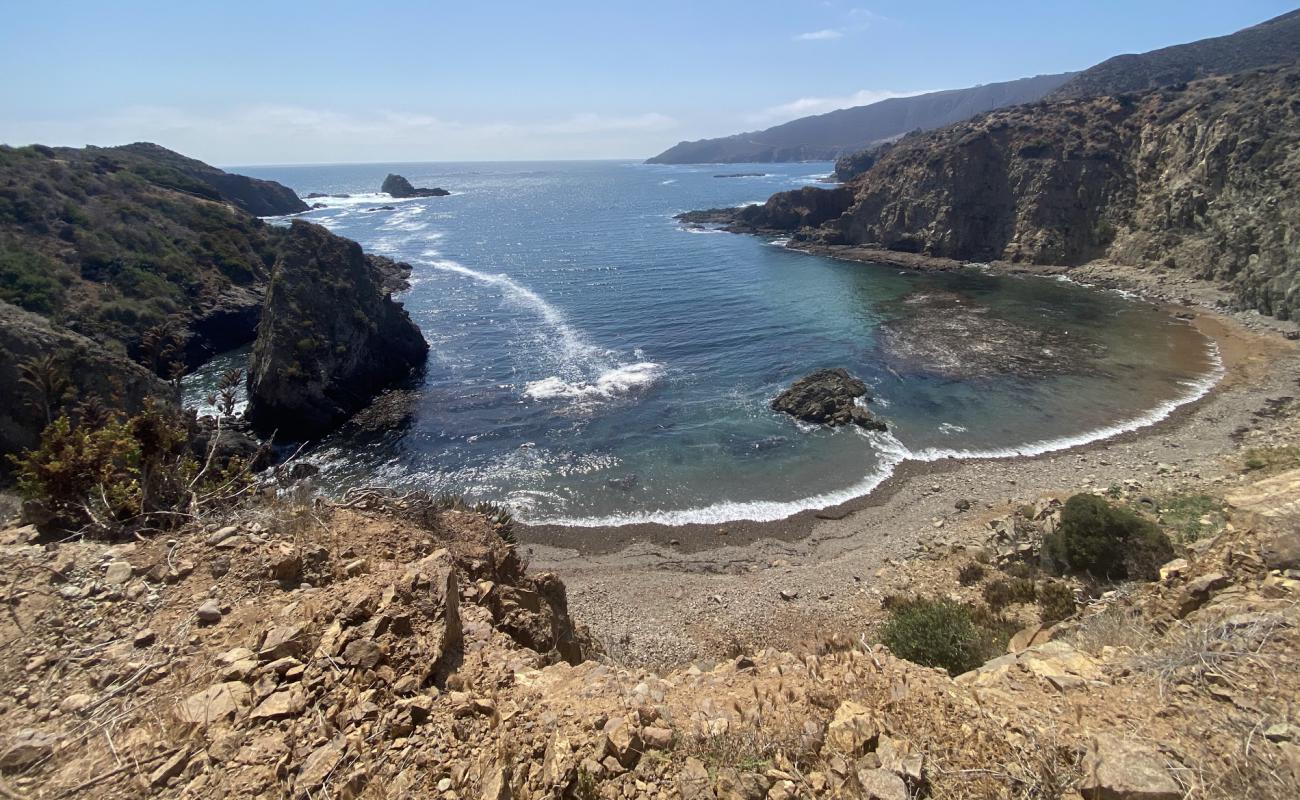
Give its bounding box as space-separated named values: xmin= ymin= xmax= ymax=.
xmin=522 ymin=257 xmax=1300 ymax=668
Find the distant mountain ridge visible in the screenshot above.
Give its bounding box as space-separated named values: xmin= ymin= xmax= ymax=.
xmin=1048 ymin=8 xmax=1300 ymax=100
xmin=645 ymin=73 xmax=1075 ymax=165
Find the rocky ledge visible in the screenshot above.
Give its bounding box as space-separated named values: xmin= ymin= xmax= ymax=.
xmin=381 ymin=174 xmax=450 ymax=198
xmin=245 ymin=220 xmax=428 ymax=440
xmin=771 ymin=368 xmax=887 ymax=430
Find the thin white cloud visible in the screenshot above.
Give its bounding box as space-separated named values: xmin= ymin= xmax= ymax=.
xmin=795 ymin=29 xmax=844 ymax=41
xmin=746 ymin=89 xmax=935 ymax=126
xmin=1 ymin=105 xmax=680 ymax=163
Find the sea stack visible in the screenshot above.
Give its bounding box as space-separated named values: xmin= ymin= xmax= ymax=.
xmin=381 ymin=174 xmax=450 ymax=198
xmin=771 ymin=368 xmax=887 ymax=430
xmin=246 ymin=220 xmax=428 ymax=440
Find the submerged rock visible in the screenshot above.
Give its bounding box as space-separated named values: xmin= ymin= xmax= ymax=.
xmin=381 ymin=174 xmax=450 ymax=198
xmin=771 ymin=368 xmax=886 ymax=430
xmin=246 ymin=220 xmax=428 ymax=440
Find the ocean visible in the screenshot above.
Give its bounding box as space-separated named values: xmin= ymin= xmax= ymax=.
xmin=184 ymin=160 xmax=1219 ymax=526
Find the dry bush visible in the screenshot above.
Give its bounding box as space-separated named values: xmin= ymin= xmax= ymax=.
xmin=1131 ymin=612 xmax=1286 ymax=694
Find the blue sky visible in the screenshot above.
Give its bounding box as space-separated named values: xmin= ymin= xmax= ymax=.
xmin=1 ymin=1 xmax=1295 ymax=164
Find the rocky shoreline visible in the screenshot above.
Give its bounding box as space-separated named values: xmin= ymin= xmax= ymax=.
xmin=522 ymin=297 xmax=1300 ymax=666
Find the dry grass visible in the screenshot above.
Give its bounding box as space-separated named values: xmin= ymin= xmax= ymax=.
xmin=1131 ymin=611 xmax=1288 ymax=695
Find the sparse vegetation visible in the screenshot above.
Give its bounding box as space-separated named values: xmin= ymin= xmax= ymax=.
xmin=880 ymin=597 xmax=1014 ymax=676
xmin=1045 ymin=493 xmax=1173 ymax=581
xmin=1036 ymin=580 xmax=1078 ymax=623
xmin=9 ymin=399 xmax=252 ymax=536
xmin=1242 ymin=445 xmax=1300 ymax=474
xmin=1157 ymin=492 xmax=1227 ymax=543
xmin=983 ymin=577 xmax=1037 ymax=610
xmin=956 ymin=561 xmax=985 ymax=585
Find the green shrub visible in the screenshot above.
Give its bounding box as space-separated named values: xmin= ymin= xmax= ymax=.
xmin=1157 ymin=492 xmax=1226 ymax=543
xmin=983 ymin=577 xmax=1037 ymax=610
xmin=1037 ymin=581 xmax=1078 ymax=623
xmin=880 ymin=597 xmax=1009 ymax=676
xmin=1045 ymin=494 xmax=1173 ymax=581
xmin=0 ymin=246 xmax=67 ymax=314
xmin=957 ymin=562 xmax=986 ymax=586
xmin=10 ymin=400 xmax=250 ymax=535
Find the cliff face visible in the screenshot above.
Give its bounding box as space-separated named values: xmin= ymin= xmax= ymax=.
xmin=1049 ymin=8 xmax=1300 ymax=101
xmin=646 ymin=74 xmax=1073 ymax=165
xmin=246 ymin=221 xmax=428 ymax=440
xmin=739 ymin=68 xmax=1300 ymax=320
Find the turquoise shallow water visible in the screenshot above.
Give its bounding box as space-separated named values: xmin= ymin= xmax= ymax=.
xmin=184 ymin=160 xmax=1218 ymax=526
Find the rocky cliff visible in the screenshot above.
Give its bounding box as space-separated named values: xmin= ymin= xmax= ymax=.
xmin=646 ymin=73 xmax=1073 ymax=164
xmin=245 ymin=220 xmax=428 ymax=439
xmin=712 ymin=68 xmax=1300 ymax=320
xmin=1049 ymin=8 xmax=1300 ymax=100
xmin=106 ymin=143 xmax=308 ymax=216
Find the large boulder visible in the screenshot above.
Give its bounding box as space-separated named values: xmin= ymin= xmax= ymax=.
xmin=381 ymin=174 xmax=450 ymax=198
xmin=771 ymin=368 xmax=886 ymax=429
xmin=246 ymin=221 xmax=428 ymax=440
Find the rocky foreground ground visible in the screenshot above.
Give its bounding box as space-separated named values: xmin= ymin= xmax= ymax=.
xmin=1 ymin=364 xmax=1298 ymax=798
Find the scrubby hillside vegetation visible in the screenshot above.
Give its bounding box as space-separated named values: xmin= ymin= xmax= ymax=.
xmin=646 ymin=74 xmax=1072 ymax=165
xmin=709 ymin=67 xmax=1300 ymax=320
xmin=1049 ymin=8 xmax=1300 ymax=100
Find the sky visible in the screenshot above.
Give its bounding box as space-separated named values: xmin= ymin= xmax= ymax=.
xmin=1 ymin=1 xmax=1296 ymax=165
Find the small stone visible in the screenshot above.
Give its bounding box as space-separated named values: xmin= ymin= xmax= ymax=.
xmin=1079 ymin=733 xmax=1181 ymax=800
xmin=1158 ymin=558 xmax=1189 ymax=582
xmin=103 ymin=560 xmax=133 ymax=586
xmin=250 ymin=686 xmax=306 ymax=720
xmin=824 ymin=701 xmax=878 ymax=756
xmin=642 ymin=726 xmax=673 ymax=750
xmin=779 ymin=589 xmax=798 ymax=601
xmin=59 ymin=693 xmax=93 ymax=714
xmin=195 ymin=599 xmax=223 ymax=624
xmin=342 ymin=638 xmax=384 ymax=669
xmin=134 ymin=628 xmax=157 ymax=648
xmin=856 ymin=768 xmax=908 ymax=800
xmin=149 ymin=748 xmax=190 ymax=787
xmin=206 ymin=525 xmax=239 ymax=546
xmin=0 ymin=729 xmax=58 ymax=772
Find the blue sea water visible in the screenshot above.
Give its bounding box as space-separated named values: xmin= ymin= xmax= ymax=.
xmin=185 ymin=160 xmax=1218 ymax=526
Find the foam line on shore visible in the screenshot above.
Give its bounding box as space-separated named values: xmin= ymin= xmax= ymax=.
xmin=526 ymin=343 xmax=1224 ymax=528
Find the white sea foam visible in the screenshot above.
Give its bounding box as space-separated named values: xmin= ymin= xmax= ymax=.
xmin=678 ymin=226 xmax=725 ymax=235
xmin=938 ymin=422 xmax=968 ymax=435
xmin=660 ymin=179 xmax=677 ymax=185
xmin=299 ymin=192 xmax=424 ymax=209
xmin=530 ymin=430 xmax=910 ymax=527
xmin=531 ymin=344 xmax=1224 ymax=528
xmin=415 ymin=253 xmax=662 ymax=405
xmin=523 ymin=362 xmax=663 ymax=400
xmin=768 ymin=237 xmax=791 ymax=247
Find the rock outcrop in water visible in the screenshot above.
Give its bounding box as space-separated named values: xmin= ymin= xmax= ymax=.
xmin=771 ymin=368 xmax=886 ymax=430
xmin=692 ymin=67 xmax=1300 ymax=320
xmin=246 ymin=220 xmax=428 ymax=439
xmin=381 ymin=174 xmax=450 ymax=198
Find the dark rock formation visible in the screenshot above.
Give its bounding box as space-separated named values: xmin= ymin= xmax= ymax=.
xmin=647 ymin=73 xmax=1072 ymax=164
xmin=1049 ymin=8 xmax=1300 ymax=100
xmin=675 ymin=186 xmax=855 ymax=234
xmin=108 ymin=143 xmax=308 ymax=215
xmin=246 ymin=221 xmax=428 ymax=440
xmin=381 ymin=174 xmax=450 ymax=198
xmin=0 ymin=301 xmax=173 ymax=472
xmin=771 ymin=368 xmax=886 ymax=430
xmin=704 ymin=67 xmax=1300 ymax=320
